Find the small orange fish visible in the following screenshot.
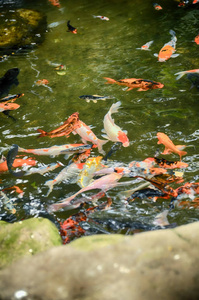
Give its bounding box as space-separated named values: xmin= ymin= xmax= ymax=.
xmin=0 ymin=102 xmax=20 ymax=112
xmin=194 ymin=34 xmax=199 ymax=45
xmin=157 ymin=132 xmax=187 ymax=160
xmin=104 ymin=77 xmax=164 ymax=91
xmin=67 ymin=20 xmax=77 ymax=34
xmin=48 ymin=0 xmax=61 ymax=8
xmin=153 ymin=3 xmax=163 ymax=10
xmin=0 ymin=158 xmax=36 ymax=173
xmin=154 ymin=30 xmax=179 ymax=62
xmin=35 ymin=79 xmax=49 ymax=86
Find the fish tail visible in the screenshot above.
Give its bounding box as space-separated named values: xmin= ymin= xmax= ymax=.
xmin=169 ymin=29 xmax=176 ymax=37
xmin=103 ymin=77 xmax=117 ymax=84
xmin=44 ymin=180 xmax=54 ymax=196
xmin=174 ymin=72 xmax=185 ymax=80
xmin=179 ymin=150 xmax=187 ymax=157
xmin=110 ymin=101 xmax=122 ymax=114
xmin=37 ymin=129 xmax=48 ymax=137
xmin=97 ymin=139 xmax=109 ymax=155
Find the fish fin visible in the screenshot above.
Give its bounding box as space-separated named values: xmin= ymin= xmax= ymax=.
xmin=44 ymin=180 xmax=54 ymax=196
xmin=97 ymin=139 xmax=109 ymax=155
xmin=126 ymin=87 xmax=134 ymax=91
xmin=37 ymin=129 xmax=47 ymax=137
xmin=110 ymin=101 xmax=122 ymax=114
xmin=169 ymin=29 xmax=176 ymax=37
xmin=101 ymin=129 xmax=106 ymax=133
xmin=72 ymin=130 xmax=77 ymax=135
xmin=103 ymin=77 xmax=116 ymax=84
xmin=86 ymin=99 xmax=90 ymax=103
xmin=171 ymin=54 xmax=179 ymax=58
xmin=154 ymin=53 xmax=158 ymax=57
xmin=93 ymin=100 xmax=97 ymax=103
xmin=162 ymin=148 xmax=172 ymax=155
xmin=174 ymin=72 xmax=185 ymax=80
xmin=101 ymin=134 xmax=109 ymax=139
xmin=137 ymin=88 xmax=147 ymax=91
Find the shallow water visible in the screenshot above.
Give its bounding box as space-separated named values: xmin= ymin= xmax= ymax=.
xmin=0 ymin=0 xmax=199 ymax=239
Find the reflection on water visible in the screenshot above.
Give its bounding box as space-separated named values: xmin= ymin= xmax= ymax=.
xmin=0 ymin=0 xmax=199 ymax=240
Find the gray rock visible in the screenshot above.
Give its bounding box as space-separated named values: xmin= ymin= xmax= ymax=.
xmin=0 ymin=217 xmax=62 ymax=269
xmin=0 ymin=221 xmax=199 ymax=299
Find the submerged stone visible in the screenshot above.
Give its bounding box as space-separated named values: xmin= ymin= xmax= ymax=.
xmin=0 ymin=8 xmax=47 ymax=55
xmin=0 ymin=217 xmax=62 ymax=269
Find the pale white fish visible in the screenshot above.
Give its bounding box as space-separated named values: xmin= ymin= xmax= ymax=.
xmin=45 ymin=162 xmax=84 ymax=196
xmin=153 ymin=209 xmax=170 ymax=227
xmin=24 ymin=162 xmax=62 ymax=176
xmin=93 ymin=15 xmax=109 ymax=21
xmin=48 ymin=20 xmax=65 ymax=29
xmin=136 ymin=40 xmax=154 ymax=51
xmin=102 ymin=101 xmax=129 ymax=147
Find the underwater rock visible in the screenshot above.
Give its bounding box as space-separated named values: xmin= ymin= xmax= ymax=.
xmin=0 ymin=8 xmax=47 ymax=55
xmin=0 ymin=217 xmax=62 ymax=269
xmin=0 ymin=221 xmax=199 ymax=299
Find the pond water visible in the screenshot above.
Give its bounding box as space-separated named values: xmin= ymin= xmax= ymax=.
xmin=0 ymin=0 xmax=199 ymax=241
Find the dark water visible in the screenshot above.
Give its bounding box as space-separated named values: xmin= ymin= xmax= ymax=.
xmin=0 ymin=0 xmax=199 ymax=239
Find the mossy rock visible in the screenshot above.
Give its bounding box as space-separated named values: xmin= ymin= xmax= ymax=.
xmin=0 ymin=217 xmax=62 ymax=269
xmin=0 ymin=8 xmax=46 ymax=54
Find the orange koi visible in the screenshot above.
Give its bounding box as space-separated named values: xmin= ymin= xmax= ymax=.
xmin=153 ymin=3 xmax=163 ymax=10
xmin=35 ymin=79 xmax=49 ymax=85
xmin=67 ymin=20 xmax=77 ymax=34
xmin=102 ymin=101 xmax=129 ymax=147
xmin=104 ymin=77 xmax=164 ymax=91
xmin=194 ymin=34 xmax=199 ymax=44
xmin=154 ymin=30 xmax=179 ymax=62
xmin=175 ymin=69 xmax=199 ymax=80
xmin=37 ymin=112 xmax=80 ymax=138
xmin=48 ymin=0 xmax=61 ymax=8
xmin=0 ymin=102 xmax=20 ymax=112
xmin=157 ymin=132 xmax=187 ymax=160
xmin=0 ymin=158 xmax=36 ymax=173
xmin=3 ymin=185 xmax=24 ymax=194
xmin=193 ymin=0 xmax=199 ymax=4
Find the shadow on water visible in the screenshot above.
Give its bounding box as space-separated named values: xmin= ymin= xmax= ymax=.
xmin=0 ymin=0 xmax=199 ymax=241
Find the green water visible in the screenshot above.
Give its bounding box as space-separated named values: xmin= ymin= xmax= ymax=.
xmin=0 ymin=0 xmax=199 ymax=234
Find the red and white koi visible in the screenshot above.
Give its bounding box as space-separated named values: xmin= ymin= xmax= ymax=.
xmin=102 ymin=101 xmax=129 ymax=147
xmin=72 ymin=120 xmax=108 ymax=155
xmin=45 ymin=162 xmax=84 ymax=196
xmin=154 ymin=30 xmax=179 ymax=62
xmin=136 ymin=40 xmax=154 ymax=51
xmin=93 ymin=15 xmax=109 ymax=21
xmin=18 ymin=144 xmax=92 ymax=158
xmin=174 ymin=69 xmax=199 ymax=80
xmin=153 ymin=3 xmax=163 ymax=10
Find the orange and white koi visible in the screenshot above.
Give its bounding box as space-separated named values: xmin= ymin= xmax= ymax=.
xmin=102 ymin=101 xmax=129 ymax=147
xmin=104 ymin=77 xmax=164 ymax=91
xmin=48 ymin=172 xmax=123 ymax=211
xmin=154 ymin=30 xmax=179 ymax=62
xmin=48 ymin=0 xmax=60 ymax=8
xmin=136 ymin=40 xmax=154 ymax=51
xmin=194 ymin=34 xmax=199 ymax=44
xmin=0 ymin=102 xmax=20 ymax=112
xmin=93 ymin=15 xmax=109 ymax=21
xmin=153 ymin=3 xmax=163 ymax=10
xmin=174 ymin=69 xmax=199 ymax=80
xmin=157 ymin=132 xmax=187 ymax=160
xmin=35 ymin=79 xmax=49 ymax=86
xmin=45 ymin=162 xmax=84 ymax=196
xmin=72 ymin=120 xmax=108 ymax=155
xmin=18 ymin=144 xmax=92 ymax=158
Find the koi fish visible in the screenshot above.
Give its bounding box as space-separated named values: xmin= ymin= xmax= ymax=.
xmin=154 ymin=30 xmax=179 ymax=62
xmin=93 ymin=15 xmax=109 ymax=21
xmin=194 ymin=34 xmax=199 ymax=44
xmin=174 ymin=69 xmax=199 ymax=80
xmin=0 ymin=157 xmax=37 ymax=174
xmin=72 ymin=120 xmax=108 ymax=155
xmin=45 ymin=162 xmax=84 ymax=196
xmin=79 ymin=95 xmax=112 ymax=103
xmin=46 ymin=59 xmax=66 ymax=71
xmin=0 ymin=68 xmax=19 ymax=97
xmin=37 ymin=112 xmax=80 ymax=138
xmin=24 ymin=162 xmax=61 ymax=176
xmin=67 ymin=20 xmax=77 ymax=34
xmin=153 ymin=3 xmax=163 ymax=10
xmin=104 ymin=77 xmax=164 ymax=91
xmin=157 ymin=132 xmax=187 ymax=160
xmin=18 ymin=144 xmax=92 ymax=158
xmin=193 ymin=0 xmax=199 ymax=4
xmin=35 ymin=79 xmax=49 ymax=86
xmin=154 ymin=157 xmax=188 ymax=169
xmin=0 ymin=102 xmax=20 ymax=112
xmin=102 ymin=101 xmax=129 ymax=147
xmin=136 ymin=41 xmax=154 ymax=51
xmin=0 ymin=93 xmax=24 ymax=103
xmin=48 ymin=172 xmax=123 ymax=211
xmin=48 ymin=0 xmax=61 ymax=8
xmin=48 ymin=20 xmax=65 ymax=29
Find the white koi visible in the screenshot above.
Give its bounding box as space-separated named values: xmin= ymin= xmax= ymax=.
xmin=136 ymin=40 xmax=154 ymax=51
xmin=93 ymin=15 xmax=109 ymax=21
xmin=102 ymin=101 xmax=129 ymax=147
